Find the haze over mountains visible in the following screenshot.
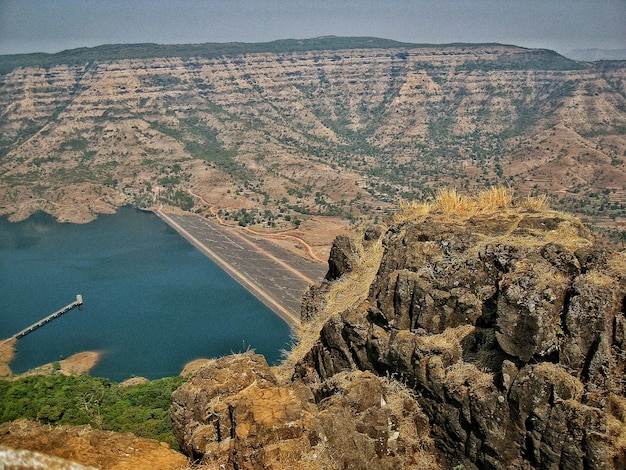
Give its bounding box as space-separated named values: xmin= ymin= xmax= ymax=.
xmin=0 ymin=38 xmax=624 ymax=242
xmin=567 ymin=48 xmax=626 ymax=62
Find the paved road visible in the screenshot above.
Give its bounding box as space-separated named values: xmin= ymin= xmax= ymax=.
xmin=155 ymin=212 xmax=328 ymax=327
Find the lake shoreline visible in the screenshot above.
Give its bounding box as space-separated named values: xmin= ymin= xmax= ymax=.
xmin=0 ymin=207 xmax=302 ymax=380
xmin=154 ymin=210 xmax=327 ymax=329
xmin=0 ymin=337 xmax=101 ymax=379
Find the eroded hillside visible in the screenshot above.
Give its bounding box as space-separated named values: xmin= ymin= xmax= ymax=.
xmin=0 ymin=39 xmax=625 ymax=242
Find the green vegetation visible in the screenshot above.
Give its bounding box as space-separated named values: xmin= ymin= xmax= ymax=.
xmin=59 ymin=137 xmax=90 ymax=153
xmin=0 ymin=374 xmax=185 ymax=448
xmin=150 ymin=117 xmax=246 ymax=179
xmin=160 ymin=189 xmax=194 ymax=211
xmin=0 ymin=37 xmax=584 ymax=76
xmin=0 ymin=38 xmax=418 ymax=75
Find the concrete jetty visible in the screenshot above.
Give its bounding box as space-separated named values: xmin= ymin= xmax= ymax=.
xmin=12 ymin=295 xmax=83 ymax=339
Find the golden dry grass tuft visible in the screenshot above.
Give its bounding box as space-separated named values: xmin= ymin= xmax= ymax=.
xmin=394 ymin=186 xmax=552 ymax=224
xmin=431 ymin=187 xmax=477 ymax=217
xmin=534 ymin=362 xmax=585 ymax=400
xmin=394 ymin=187 xmax=594 ymax=253
xmin=444 ymin=362 xmax=494 ymax=400
xmin=581 ymin=270 xmax=616 ymax=288
xmin=607 ymin=251 xmax=626 ymax=279
xmin=325 ymin=238 xmax=384 ymax=315
xmin=415 ymin=325 xmax=475 ymax=354
xmin=607 ymin=393 xmax=626 ymax=453
xmin=378 ymin=375 xmax=444 ymax=469
xmin=475 ymin=186 xmax=513 ymax=211
xmin=513 ymin=193 xmax=550 ymax=212
xmin=393 ymin=199 xmax=431 ymax=224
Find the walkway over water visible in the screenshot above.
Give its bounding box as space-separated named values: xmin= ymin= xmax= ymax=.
xmin=155 ymin=212 xmax=328 ymax=328
xmin=12 ymin=295 xmax=83 ymax=339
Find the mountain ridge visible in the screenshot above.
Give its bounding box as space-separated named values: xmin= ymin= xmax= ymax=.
xmin=0 ymin=36 xmax=579 ymax=75
xmin=0 ymin=37 xmax=624 ymax=248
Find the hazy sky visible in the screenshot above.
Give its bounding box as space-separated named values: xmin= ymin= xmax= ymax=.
xmin=0 ymin=0 xmax=624 ymax=56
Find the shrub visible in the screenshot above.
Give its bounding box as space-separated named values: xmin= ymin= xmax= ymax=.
xmin=0 ymin=375 xmax=185 ymax=448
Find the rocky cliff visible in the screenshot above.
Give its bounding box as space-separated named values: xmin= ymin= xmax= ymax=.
xmin=166 ymin=190 xmax=625 ymax=469
xmin=170 ymin=353 xmax=441 ymax=469
xmin=3 ymin=191 xmax=624 ymax=469
xmin=291 ymin=189 xmax=626 ymax=469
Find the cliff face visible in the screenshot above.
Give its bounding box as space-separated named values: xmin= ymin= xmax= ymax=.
xmin=293 ymin=195 xmax=626 ymax=469
xmin=170 ymin=352 xmax=442 ymax=469
xmin=0 ymin=41 xmax=624 ymax=232
xmin=166 ymin=193 xmax=625 ymax=469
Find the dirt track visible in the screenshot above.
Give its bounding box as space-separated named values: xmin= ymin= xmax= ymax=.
xmin=155 ymin=211 xmax=328 ymax=328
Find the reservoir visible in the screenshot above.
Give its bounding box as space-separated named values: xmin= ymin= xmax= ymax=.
xmin=0 ymin=208 xmax=292 ymax=382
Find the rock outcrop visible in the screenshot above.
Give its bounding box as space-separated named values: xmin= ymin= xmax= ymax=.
xmin=0 ymin=420 xmax=188 ymax=470
xmin=170 ymin=352 xmax=442 ymax=469
xmin=293 ymin=196 xmax=626 ymax=469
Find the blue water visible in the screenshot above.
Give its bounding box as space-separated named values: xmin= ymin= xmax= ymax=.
xmin=0 ymin=208 xmax=291 ymax=382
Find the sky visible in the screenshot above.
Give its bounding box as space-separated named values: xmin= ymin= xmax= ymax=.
xmin=0 ymin=0 xmax=624 ymax=57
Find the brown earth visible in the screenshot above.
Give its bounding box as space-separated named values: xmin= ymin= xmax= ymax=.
xmin=0 ymin=420 xmax=188 ymax=470
xmin=17 ymin=351 xmax=101 ymax=377
xmin=0 ymin=346 xmax=100 ymax=379
xmin=0 ymin=338 xmax=16 ymax=376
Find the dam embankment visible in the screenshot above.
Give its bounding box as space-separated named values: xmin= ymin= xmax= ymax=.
xmin=154 ymin=211 xmax=327 ymax=328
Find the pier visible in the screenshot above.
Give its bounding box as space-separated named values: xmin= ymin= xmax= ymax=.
xmin=12 ymin=295 xmax=83 ymax=340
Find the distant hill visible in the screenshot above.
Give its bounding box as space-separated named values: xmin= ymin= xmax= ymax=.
xmin=567 ymin=48 xmax=626 ymax=61
xmin=0 ymin=36 xmax=582 ymax=76
xmin=0 ymin=38 xmax=624 ymax=242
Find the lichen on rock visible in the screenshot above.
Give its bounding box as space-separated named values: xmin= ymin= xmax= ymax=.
xmin=170 ymin=352 xmax=441 ymax=469
xmin=292 ymin=190 xmax=626 ymax=469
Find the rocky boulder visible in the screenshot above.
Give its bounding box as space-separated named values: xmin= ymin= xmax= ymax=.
xmin=325 ymin=234 xmax=360 ymax=281
xmin=170 ymin=352 xmax=442 ymax=469
xmin=295 ymin=203 xmax=626 ymax=469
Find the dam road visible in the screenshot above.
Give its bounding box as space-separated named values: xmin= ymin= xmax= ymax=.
xmin=155 ymin=211 xmax=328 ymax=328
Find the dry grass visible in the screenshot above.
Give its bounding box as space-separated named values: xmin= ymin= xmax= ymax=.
xmin=394 ymin=186 xmax=550 ymax=224
xmin=378 ymin=375 xmax=444 ymax=469
xmin=475 ymin=186 xmax=513 ymax=211
xmin=276 ymin=234 xmax=385 ymax=382
xmin=581 ymin=270 xmax=616 ymax=288
xmin=607 ymin=251 xmax=626 ymax=279
xmin=415 ymin=325 xmax=475 ymax=355
xmin=393 ymin=199 xmax=431 ymax=224
xmin=325 ymin=237 xmax=384 ymax=315
xmin=444 ymin=362 xmax=494 ymax=400
xmin=511 ymin=261 xmax=568 ymax=287
xmin=432 ymin=188 xmax=477 ymax=217
xmin=534 ymin=362 xmax=584 ymax=400
xmin=607 ymin=393 xmax=626 ymax=453
xmin=513 ymin=193 xmax=550 ymax=212
xmin=542 ymin=219 xmax=593 ymax=248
